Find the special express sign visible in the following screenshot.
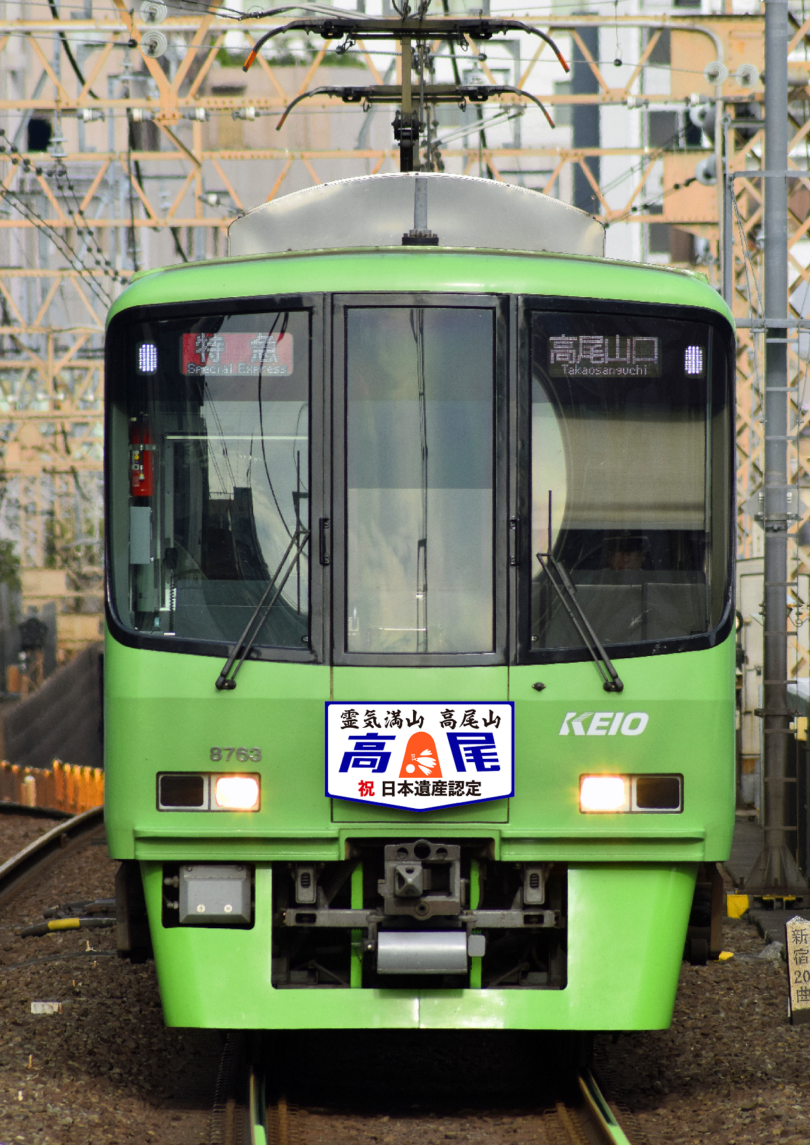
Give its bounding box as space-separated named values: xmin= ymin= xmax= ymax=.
xmin=325 ymin=702 xmax=514 ymax=812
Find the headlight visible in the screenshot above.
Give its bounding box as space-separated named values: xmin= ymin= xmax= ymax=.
xmin=158 ymin=772 xmax=261 ymax=811
xmin=579 ymin=775 xmax=629 ymax=813
xmin=214 ymin=774 xmax=261 ymax=810
xmin=579 ymin=774 xmax=683 ymax=813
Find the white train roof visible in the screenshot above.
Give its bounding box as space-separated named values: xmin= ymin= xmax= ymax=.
xmin=228 ymin=172 xmax=605 ymax=259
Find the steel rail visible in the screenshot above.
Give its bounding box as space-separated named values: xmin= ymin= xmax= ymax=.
xmin=214 ymin=1051 xmax=635 ymax=1145
xmin=0 ymin=800 xmax=71 ymax=820
xmin=210 ymin=1034 xmax=271 ymax=1145
xmin=0 ymin=806 xmax=105 ymax=906
xmin=251 ymin=1065 xmax=269 ymax=1145
xmin=578 ymin=1069 xmax=634 ymax=1145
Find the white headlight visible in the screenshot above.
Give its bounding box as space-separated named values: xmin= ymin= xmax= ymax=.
xmin=215 ymin=775 xmax=260 ymax=810
xmin=579 ymin=775 xmax=629 ymax=813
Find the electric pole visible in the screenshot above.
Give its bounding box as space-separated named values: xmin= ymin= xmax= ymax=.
xmin=759 ymin=0 xmax=794 ymax=891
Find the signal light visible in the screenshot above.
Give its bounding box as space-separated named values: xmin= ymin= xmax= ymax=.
xmin=579 ymin=775 xmax=629 ymax=813
xmin=214 ymin=775 xmax=260 ymax=811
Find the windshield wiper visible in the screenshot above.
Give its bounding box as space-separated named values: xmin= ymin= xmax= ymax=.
xmin=536 ymin=491 xmax=623 ymax=693
xmin=215 ymin=523 xmax=310 ymax=691
xmin=536 ymin=550 xmax=623 ymax=693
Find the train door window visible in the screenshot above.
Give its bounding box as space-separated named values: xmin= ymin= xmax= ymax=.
xmin=525 ymin=306 xmax=731 ymax=658
xmin=339 ymin=304 xmax=498 ymax=657
xmin=107 ymin=306 xmax=313 ymax=655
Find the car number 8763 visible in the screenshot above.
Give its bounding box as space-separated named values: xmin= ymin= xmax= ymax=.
xmin=210 ymin=747 xmax=262 ymax=763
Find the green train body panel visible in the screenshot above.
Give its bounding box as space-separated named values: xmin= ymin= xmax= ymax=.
xmin=105 ymin=244 xmax=735 ymax=1032
xmin=140 ymin=860 xmax=696 ymax=1030
xmin=105 ymin=638 xmax=734 ymax=864
xmin=105 ymin=633 xmax=733 ymax=1030
xmin=108 ymin=248 xmax=729 ymax=322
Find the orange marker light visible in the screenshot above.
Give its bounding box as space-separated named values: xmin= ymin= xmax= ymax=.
xmin=215 ymin=775 xmax=260 ymax=811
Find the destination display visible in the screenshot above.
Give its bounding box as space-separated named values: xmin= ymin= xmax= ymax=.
xmin=180 ymin=331 xmax=293 ymax=376
xmin=325 ymin=702 xmax=514 ymax=811
xmin=548 ymin=333 xmax=661 ymax=378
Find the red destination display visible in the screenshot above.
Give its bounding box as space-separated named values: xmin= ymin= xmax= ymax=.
xmin=180 ymin=331 xmax=293 ymax=376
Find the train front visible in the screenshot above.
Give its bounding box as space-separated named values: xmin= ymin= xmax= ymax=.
xmin=103 ymin=196 xmax=735 ymax=1033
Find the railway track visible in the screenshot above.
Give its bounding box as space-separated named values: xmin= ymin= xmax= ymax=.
xmin=0 ymin=805 xmax=105 ymax=904
xmin=0 ymin=810 xmax=221 ymax=1143
xmin=212 ymin=1034 xmax=638 ymax=1145
xmin=0 ymin=817 xmax=640 ymax=1145
xmin=0 ymin=819 xmax=642 ymax=1145
xmin=573 ymin=1070 xmax=634 ymax=1145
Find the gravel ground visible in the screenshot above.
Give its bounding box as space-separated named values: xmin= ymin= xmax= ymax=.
xmin=0 ymin=824 xmax=219 ymax=1145
xmin=276 ymin=915 xmax=810 ymax=1145
xmin=0 ymin=816 xmax=805 ymax=1145
xmin=0 ymin=815 xmax=62 ymax=866
xmin=298 ymin=1108 xmax=569 ymax=1143
xmin=279 ymin=1028 xmax=584 ymax=1145
xmin=600 ymin=915 xmax=810 ymax=1145
xmin=284 ymin=921 xmax=810 ymax=1145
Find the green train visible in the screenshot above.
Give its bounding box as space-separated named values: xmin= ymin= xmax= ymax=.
xmin=105 ymin=171 xmax=735 ymax=1034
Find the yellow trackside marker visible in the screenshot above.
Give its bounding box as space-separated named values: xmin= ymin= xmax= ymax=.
xmin=718 ymin=951 xmax=734 ymax=961
xmin=47 ymin=919 xmax=81 ymax=932
xmin=726 ymin=894 xmax=750 ymax=918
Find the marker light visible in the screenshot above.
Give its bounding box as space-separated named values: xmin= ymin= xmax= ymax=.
xmin=684 ymin=345 xmax=704 ymax=376
xmin=215 ymin=775 xmax=260 ymax=810
xmin=580 ymin=775 xmax=628 ymax=813
xmin=138 ymin=342 xmax=158 ymax=373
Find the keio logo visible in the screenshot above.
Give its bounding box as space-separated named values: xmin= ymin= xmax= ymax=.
xmin=559 ymin=712 xmax=649 ymax=737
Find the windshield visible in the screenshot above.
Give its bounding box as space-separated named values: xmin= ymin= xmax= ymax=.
xmin=106 ymin=296 xmax=731 ymax=663
xmin=107 ymin=308 xmax=310 ymax=650
xmin=344 ymin=306 xmax=495 ymax=655
xmin=529 ymin=309 xmax=730 ymax=654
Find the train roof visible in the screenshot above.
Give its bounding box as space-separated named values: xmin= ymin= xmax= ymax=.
xmin=110 ymin=248 xmax=731 ymax=326
xmin=227 ymin=172 xmax=605 ymax=259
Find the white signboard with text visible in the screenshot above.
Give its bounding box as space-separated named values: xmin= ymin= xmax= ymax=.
xmin=326 ymin=702 xmax=514 ymax=812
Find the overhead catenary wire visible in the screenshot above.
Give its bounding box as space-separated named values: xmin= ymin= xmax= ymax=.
xmin=240 ymin=4 xmax=376 ymax=20
xmin=275 ymin=83 xmax=554 ymax=131
xmin=6 ymin=142 xmax=127 ymax=288
xmin=598 ymin=120 xmax=691 ymax=199
xmin=433 ymin=107 xmax=524 ymax=148
xmin=0 ymin=34 xmax=749 ymax=83
xmin=0 ymin=22 xmax=735 ymax=81
xmin=0 ymin=0 xmax=767 ymax=15
xmin=243 ymin=16 xmax=570 ymax=74
xmin=608 ymin=175 xmax=699 ymax=226
xmin=47 ymin=0 xmax=100 ymax=99
xmin=4 ymin=200 xmax=113 ymax=309
xmin=0 ymin=137 xmax=114 ymax=310
xmin=125 ymin=112 xmax=140 ymax=275
xmin=7 ymin=0 xmax=124 ymax=299
xmin=598 ymin=118 xmax=716 ymax=224
xmin=52 ymin=166 xmax=120 ymax=291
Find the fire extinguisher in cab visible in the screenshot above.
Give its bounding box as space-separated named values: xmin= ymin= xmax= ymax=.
xmin=130 ymin=419 xmax=154 ymax=498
